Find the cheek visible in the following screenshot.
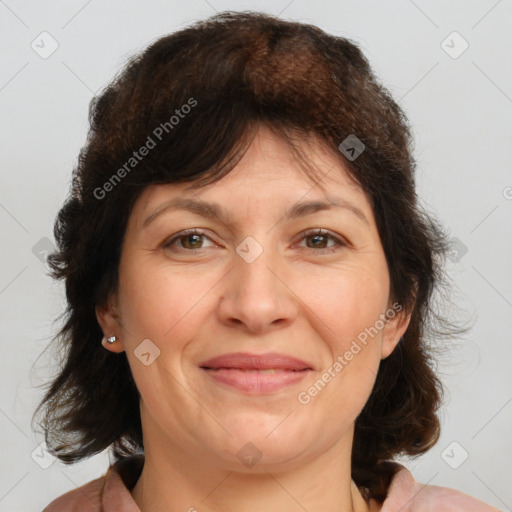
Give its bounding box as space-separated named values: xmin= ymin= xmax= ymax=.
xmin=116 ymin=258 xmax=221 ymax=415
xmin=117 ymin=257 xmax=220 ymax=344
xmin=296 ymin=262 xmax=390 ymax=354
xmin=292 ymin=262 xmax=389 ymax=421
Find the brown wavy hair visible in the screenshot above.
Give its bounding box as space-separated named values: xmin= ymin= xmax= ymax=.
xmin=33 ymin=11 xmax=468 ymax=503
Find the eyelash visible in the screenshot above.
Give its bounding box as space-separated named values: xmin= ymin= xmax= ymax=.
xmin=162 ymin=228 xmax=347 ymax=254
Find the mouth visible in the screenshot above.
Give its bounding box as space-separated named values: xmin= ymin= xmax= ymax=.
xmin=198 ymin=352 xmax=313 ymax=394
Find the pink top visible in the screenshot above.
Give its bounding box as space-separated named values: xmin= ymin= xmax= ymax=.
xmin=43 ymin=455 xmax=501 ymax=511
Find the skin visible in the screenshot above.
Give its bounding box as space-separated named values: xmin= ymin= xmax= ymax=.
xmin=97 ymin=124 xmax=412 ymax=512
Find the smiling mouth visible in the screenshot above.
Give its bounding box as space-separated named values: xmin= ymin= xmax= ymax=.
xmin=198 ymin=352 xmax=313 ymax=393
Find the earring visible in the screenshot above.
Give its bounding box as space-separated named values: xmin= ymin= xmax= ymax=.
xmin=106 ymin=336 xmax=118 ymax=344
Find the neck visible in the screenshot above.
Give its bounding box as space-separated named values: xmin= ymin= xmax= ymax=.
xmin=131 ymin=429 xmax=373 ymax=512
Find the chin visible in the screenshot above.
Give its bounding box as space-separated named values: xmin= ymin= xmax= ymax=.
xmin=204 ymin=415 xmax=317 ymax=469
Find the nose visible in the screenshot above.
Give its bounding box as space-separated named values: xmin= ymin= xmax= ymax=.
xmin=216 ymin=241 xmax=298 ymax=334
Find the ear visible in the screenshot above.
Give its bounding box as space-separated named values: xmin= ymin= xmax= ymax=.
xmin=380 ymin=301 xmax=413 ymax=360
xmin=95 ymin=295 xmax=125 ymax=354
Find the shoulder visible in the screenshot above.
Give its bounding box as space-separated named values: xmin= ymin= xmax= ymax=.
xmin=42 ymin=455 xmax=144 ymax=512
xmin=380 ymin=464 xmax=502 ymax=512
xmin=42 ymin=475 xmax=105 ymax=512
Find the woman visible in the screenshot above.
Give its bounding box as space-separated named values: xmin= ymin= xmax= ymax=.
xmin=36 ymin=11 xmax=500 ymax=512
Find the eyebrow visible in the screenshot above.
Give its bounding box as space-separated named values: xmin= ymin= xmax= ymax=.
xmin=142 ymin=196 xmax=369 ymax=228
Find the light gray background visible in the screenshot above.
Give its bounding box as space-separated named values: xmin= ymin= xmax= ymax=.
xmin=1 ymin=0 xmax=511 ymax=510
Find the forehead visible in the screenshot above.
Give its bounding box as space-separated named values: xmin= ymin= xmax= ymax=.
xmin=135 ymin=124 xmax=367 ymax=217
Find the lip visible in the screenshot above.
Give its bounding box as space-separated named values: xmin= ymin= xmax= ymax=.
xmin=199 ymin=352 xmax=313 ymax=371
xmin=199 ymin=352 xmax=313 ymax=394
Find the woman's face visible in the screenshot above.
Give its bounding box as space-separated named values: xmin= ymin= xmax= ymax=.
xmin=99 ymin=125 xmax=411 ymax=471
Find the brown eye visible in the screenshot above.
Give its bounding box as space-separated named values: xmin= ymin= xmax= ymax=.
xmin=297 ymin=229 xmax=346 ymax=253
xmin=163 ymin=229 xmax=215 ymax=251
